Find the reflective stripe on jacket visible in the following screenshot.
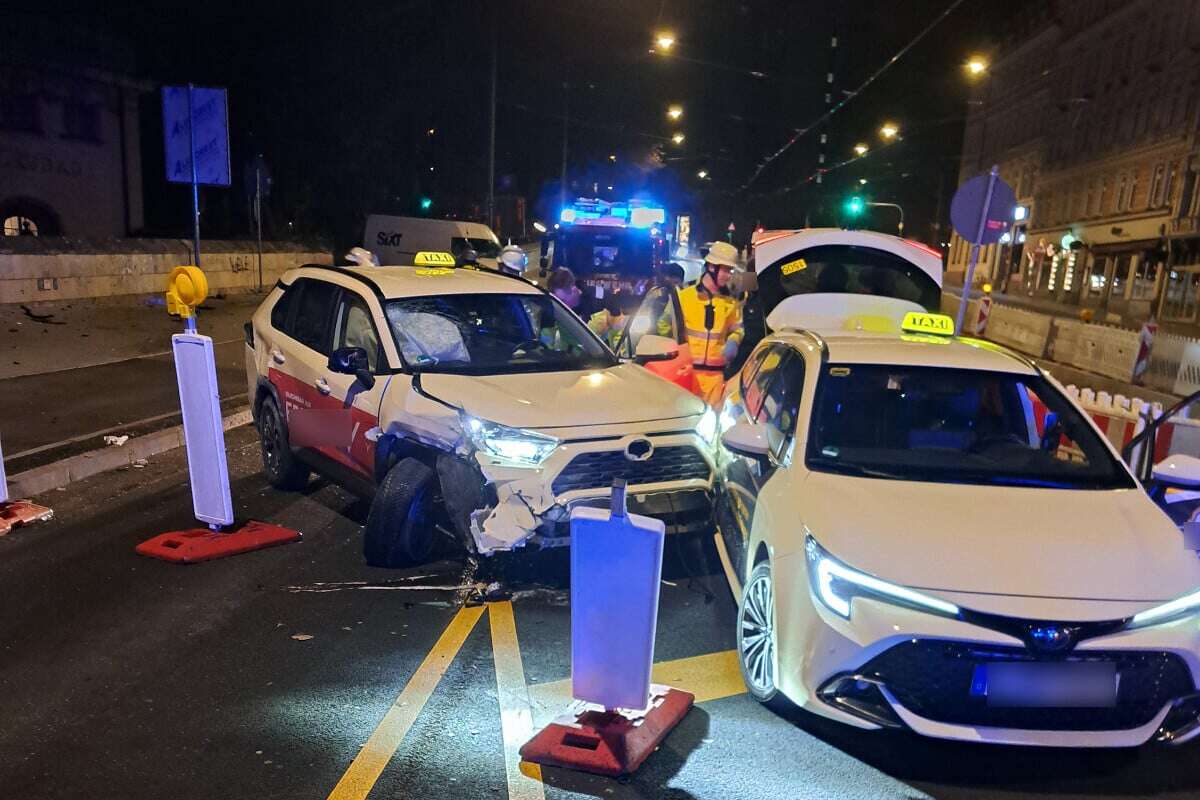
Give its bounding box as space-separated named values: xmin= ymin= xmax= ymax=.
xmin=677 ymin=284 xmax=743 ymax=368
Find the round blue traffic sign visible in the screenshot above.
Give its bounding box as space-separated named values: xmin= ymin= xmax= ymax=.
xmin=950 ymin=173 xmax=1017 ymax=246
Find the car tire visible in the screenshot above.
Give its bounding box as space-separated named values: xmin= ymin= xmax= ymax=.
xmin=258 ymin=396 xmax=310 ymax=491
xmin=738 ymin=560 xmax=792 ymax=711
xmin=363 ymin=458 xmax=436 ymax=568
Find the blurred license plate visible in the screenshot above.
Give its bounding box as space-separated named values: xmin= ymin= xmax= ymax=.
xmin=976 ymin=662 xmax=1117 ymax=708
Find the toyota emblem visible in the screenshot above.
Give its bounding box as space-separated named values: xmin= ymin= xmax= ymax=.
xmin=625 ymin=438 xmax=654 ymax=462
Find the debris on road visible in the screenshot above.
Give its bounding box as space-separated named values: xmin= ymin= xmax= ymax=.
xmin=104 ymin=435 xmax=130 ymax=447
xmin=20 ymin=305 xmax=65 ymax=325
xmin=290 ymin=634 xmax=314 ymax=641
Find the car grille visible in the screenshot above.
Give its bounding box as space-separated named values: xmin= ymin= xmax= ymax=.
xmin=858 ymin=640 xmax=1193 ymax=731
xmin=551 ymin=445 xmax=711 ymax=495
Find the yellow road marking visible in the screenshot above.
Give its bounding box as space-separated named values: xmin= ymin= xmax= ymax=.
xmin=525 ymin=650 xmax=745 ymax=727
xmin=488 ymin=601 xmax=545 ymax=800
xmin=326 ymin=604 xmax=486 ymax=800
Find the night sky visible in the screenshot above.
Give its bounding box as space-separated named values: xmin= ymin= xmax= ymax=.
xmin=39 ymin=0 xmax=1030 ymax=249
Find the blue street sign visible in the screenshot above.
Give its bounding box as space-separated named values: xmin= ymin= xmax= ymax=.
xmin=950 ymin=172 xmax=1017 ymax=246
xmin=162 ymin=86 xmax=231 ymax=187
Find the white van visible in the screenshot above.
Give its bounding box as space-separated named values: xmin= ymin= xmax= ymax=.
xmin=364 ymin=215 xmax=502 ymax=268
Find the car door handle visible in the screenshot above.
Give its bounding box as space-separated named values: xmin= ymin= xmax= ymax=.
xmin=315 ymin=378 xmax=332 ymax=395
xmin=270 ymin=348 xmax=286 ymax=365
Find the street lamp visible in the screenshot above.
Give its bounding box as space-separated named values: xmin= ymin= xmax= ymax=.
xmin=867 ymin=201 xmax=905 ymax=236
xmin=965 ymin=56 xmax=988 ymax=77
xmin=608 ymin=154 xmax=617 ymax=162
xmin=653 ymin=31 xmax=676 ymax=52
xmin=533 ymin=221 xmax=547 ymax=233
xmin=853 ymin=143 xmax=868 ymax=156
xmin=879 ymin=122 xmax=899 ymax=140
xmin=697 ymin=169 xmax=709 ymax=179
xmin=671 ymin=132 xmax=685 ymax=145
xmin=667 ymin=104 xmax=683 ymax=121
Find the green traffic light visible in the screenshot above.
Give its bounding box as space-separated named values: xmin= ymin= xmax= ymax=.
xmin=420 ymin=197 xmax=433 ymax=211
xmin=845 ymin=196 xmax=865 ymax=216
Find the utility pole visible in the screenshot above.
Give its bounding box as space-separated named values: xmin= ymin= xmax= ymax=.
xmin=486 ymin=4 xmax=497 ymax=229
xmin=560 ymin=80 xmax=569 ymax=211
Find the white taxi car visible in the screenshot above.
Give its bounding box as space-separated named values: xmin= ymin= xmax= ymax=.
xmin=244 ymin=261 xmax=716 ymax=567
xmin=715 ymin=307 xmax=1200 ymax=747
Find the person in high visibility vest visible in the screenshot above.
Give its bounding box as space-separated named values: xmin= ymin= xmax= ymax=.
xmin=678 ymin=241 xmax=744 ymax=405
xmin=588 ymin=291 xmax=636 ymax=349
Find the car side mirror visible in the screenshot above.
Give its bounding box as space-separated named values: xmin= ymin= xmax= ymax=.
xmin=328 ymin=346 xmax=375 ymax=389
xmin=1039 ymin=412 xmax=1062 ymax=452
xmin=634 ymin=334 xmax=679 ymax=364
xmin=721 ymin=420 xmax=770 ymax=465
xmin=1152 ymin=454 xmax=1200 ymax=489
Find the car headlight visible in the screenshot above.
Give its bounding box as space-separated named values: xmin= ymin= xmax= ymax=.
xmin=805 ymin=533 xmax=960 ymax=620
xmin=463 ymin=415 xmax=558 ymax=466
xmin=695 ymin=408 xmax=719 ymax=445
xmin=1127 ymin=587 xmax=1200 ymax=630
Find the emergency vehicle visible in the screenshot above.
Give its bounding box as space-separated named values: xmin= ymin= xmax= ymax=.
xmin=243 ymin=257 xmax=718 ymax=567
xmin=539 ymin=198 xmax=670 ymax=315
xmin=716 ymin=304 xmax=1200 ymax=748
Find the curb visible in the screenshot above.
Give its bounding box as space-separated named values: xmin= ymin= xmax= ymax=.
xmin=8 ymin=407 xmax=253 ymax=498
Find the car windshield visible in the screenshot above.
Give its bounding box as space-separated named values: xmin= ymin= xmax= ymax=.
xmin=805 ymin=364 xmax=1135 ymax=489
xmin=384 ymin=293 xmax=616 ymax=374
xmin=450 ymin=237 xmax=501 ymax=259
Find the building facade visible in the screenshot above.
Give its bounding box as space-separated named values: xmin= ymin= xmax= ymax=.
xmin=948 ymin=0 xmax=1200 ymax=328
xmin=0 ymin=17 xmax=146 ymax=239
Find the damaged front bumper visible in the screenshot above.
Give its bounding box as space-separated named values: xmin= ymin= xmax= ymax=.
xmin=466 ymin=430 xmax=716 ymax=554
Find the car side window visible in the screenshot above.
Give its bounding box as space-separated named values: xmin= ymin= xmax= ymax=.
xmin=758 ymin=353 xmax=805 ymax=462
xmin=744 ymin=346 xmax=786 ymax=421
xmin=290 ymin=279 xmax=337 ymax=355
xmin=333 ymin=292 xmax=382 ymax=372
xmin=270 ymin=283 xmax=297 ymax=333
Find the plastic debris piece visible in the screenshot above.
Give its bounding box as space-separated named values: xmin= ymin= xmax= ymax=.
xmin=290 ymin=634 xmax=314 ymax=641
xmin=104 ymin=435 xmax=130 ymax=447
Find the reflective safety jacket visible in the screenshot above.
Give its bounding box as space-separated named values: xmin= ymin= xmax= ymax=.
xmin=677 ymin=283 xmax=743 ymax=371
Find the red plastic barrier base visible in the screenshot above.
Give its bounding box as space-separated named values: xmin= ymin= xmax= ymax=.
xmin=135 ymin=520 xmax=301 ymax=563
xmin=519 ymin=685 xmax=694 ymax=777
xmin=0 ymin=500 xmax=54 ymax=537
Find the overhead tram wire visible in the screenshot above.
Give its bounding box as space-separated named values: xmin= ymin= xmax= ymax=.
xmin=737 ymin=0 xmax=968 ymax=194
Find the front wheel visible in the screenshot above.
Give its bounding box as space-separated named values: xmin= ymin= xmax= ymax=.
xmin=737 ymin=560 xmax=791 ymax=711
xmin=363 ymin=458 xmax=436 ymax=568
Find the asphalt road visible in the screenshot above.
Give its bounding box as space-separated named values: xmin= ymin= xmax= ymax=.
xmin=4 ymin=426 xmax=1200 ymax=800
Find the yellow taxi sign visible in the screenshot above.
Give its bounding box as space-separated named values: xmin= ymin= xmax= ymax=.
xmin=901 ymin=311 xmax=955 ymax=337
xmin=781 ymin=257 xmax=807 ymax=276
xmin=413 ymin=251 xmax=456 ymax=267
xmin=414 ymin=267 xmax=454 ymax=277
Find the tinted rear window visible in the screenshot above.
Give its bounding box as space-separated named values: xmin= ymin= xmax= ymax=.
xmin=758 ymin=244 xmax=940 ymax=320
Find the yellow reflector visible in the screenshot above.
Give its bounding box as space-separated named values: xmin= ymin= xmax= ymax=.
xmin=901 ymin=311 xmax=955 ymax=336
xmin=414 ymin=251 xmax=456 ymax=267
xmin=414 ymin=267 xmax=454 ymax=277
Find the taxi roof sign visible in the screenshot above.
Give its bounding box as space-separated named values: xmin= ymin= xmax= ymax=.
xmin=901 ymin=311 xmax=955 ymax=337
xmin=414 ymin=251 xmax=456 ymax=267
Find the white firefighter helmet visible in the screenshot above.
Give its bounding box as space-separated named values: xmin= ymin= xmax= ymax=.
xmin=498 ymin=244 xmax=528 ymax=274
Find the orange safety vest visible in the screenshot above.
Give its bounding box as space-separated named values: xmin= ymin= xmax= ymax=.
xmin=677 ymin=283 xmax=743 ymax=371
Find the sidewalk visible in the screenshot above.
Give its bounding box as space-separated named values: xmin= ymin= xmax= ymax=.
xmin=1 ymin=294 xmax=263 ymax=481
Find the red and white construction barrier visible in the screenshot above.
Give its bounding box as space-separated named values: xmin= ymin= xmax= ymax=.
xmin=975 ymin=293 xmax=993 ymax=336
xmin=0 ymin=432 xmax=53 ymax=537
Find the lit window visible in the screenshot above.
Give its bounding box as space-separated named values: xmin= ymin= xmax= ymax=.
xmin=3 ymin=215 xmax=38 ymax=236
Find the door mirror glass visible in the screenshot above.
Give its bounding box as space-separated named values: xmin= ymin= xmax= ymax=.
xmin=1039 ymin=411 xmax=1062 ymax=452
xmin=722 ymin=420 xmax=770 ymax=462
xmin=1153 ymin=454 xmax=1200 ymax=488
xmin=328 ymin=346 xmax=369 ymax=375
xmin=634 ymin=334 xmax=679 ymax=364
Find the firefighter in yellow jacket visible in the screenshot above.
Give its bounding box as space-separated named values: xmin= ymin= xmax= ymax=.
xmin=678 ymin=241 xmax=744 ymax=405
